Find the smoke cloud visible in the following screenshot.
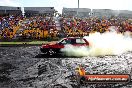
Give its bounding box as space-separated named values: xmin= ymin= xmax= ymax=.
xmin=61 ymin=30 xmax=132 ymax=57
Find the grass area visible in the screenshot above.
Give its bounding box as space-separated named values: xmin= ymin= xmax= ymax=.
xmin=0 ymin=41 xmax=49 ymax=45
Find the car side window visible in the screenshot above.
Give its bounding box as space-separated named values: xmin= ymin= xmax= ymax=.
xmin=76 ymin=39 xmax=86 ymax=44
xmin=71 ymin=39 xmax=76 ymax=44
xmin=60 ymin=39 xmax=71 ymax=44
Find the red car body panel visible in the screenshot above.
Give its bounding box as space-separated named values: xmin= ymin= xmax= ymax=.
xmin=42 ymin=43 xmax=64 ymax=48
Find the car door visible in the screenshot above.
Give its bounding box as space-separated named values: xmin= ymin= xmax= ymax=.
xmin=55 ymin=39 xmax=71 ymax=48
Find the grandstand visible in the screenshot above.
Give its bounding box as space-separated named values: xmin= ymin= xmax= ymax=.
xmin=62 ymin=8 xmax=91 ymax=17
xmin=92 ymin=9 xmax=115 ymax=18
xmin=118 ymin=10 xmax=132 ymax=18
xmin=92 ymin=9 xmax=132 ymax=18
xmin=24 ymin=7 xmax=55 ymax=17
xmin=0 ymin=6 xmax=22 ymax=16
xmin=0 ymin=7 xmax=132 ymax=41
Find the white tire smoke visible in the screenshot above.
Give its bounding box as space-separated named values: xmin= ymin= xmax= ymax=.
xmin=61 ymin=30 xmax=132 ymax=56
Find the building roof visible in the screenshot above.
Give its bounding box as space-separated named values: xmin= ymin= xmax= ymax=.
xmin=24 ymin=7 xmax=55 ymax=14
xmin=0 ymin=6 xmax=21 ymax=10
xmin=63 ymin=8 xmax=91 ymax=12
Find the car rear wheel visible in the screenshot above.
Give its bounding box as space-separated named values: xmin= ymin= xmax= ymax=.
xmin=40 ymin=48 xmax=48 ymax=54
xmin=48 ymin=49 xmax=56 ymax=55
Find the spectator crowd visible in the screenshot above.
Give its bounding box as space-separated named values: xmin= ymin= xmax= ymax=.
xmin=60 ymin=16 xmax=132 ymax=37
xmin=0 ymin=15 xmax=132 ymax=41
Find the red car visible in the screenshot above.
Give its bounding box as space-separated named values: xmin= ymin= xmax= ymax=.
xmin=40 ymin=37 xmax=89 ymax=55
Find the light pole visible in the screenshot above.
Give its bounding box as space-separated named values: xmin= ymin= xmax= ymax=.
xmin=78 ymin=0 xmax=79 ymax=8
xmin=77 ymin=0 xmax=79 ymax=17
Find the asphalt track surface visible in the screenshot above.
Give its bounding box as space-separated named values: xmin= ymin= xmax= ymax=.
xmin=0 ymin=46 xmax=132 ymax=88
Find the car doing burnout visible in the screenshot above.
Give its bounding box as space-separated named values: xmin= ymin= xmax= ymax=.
xmin=40 ymin=37 xmax=89 ymax=55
